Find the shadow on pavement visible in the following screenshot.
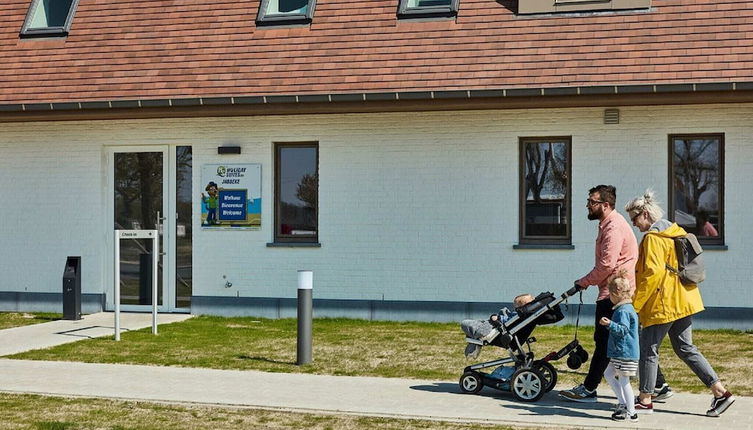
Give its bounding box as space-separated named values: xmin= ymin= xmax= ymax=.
xmin=409 ymin=382 xmax=463 ymax=394
xmin=502 ymin=402 xmax=604 ymax=420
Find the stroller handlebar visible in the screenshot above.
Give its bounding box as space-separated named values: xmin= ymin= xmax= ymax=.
xmin=563 ymin=285 xmax=584 ymax=298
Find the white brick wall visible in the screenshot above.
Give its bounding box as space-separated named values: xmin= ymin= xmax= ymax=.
xmin=0 ymin=103 xmax=750 ymax=309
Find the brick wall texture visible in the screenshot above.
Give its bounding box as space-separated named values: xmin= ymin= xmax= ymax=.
xmin=0 ymin=104 xmax=750 ymax=309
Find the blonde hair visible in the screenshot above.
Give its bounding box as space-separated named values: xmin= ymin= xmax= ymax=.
xmin=513 ymin=294 xmax=534 ymax=309
xmin=608 ymin=270 xmax=633 ymax=301
xmin=624 ymin=189 xmax=664 ymax=224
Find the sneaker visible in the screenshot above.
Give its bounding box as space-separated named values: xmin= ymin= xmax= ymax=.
xmin=612 ymin=411 xmax=638 ymax=422
xmin=558 ymin=384 xmax=597 ymax=403
xmin=652 ymin=383 xmax=674 ymax=402
xmin=706 ymin=391 xmax=735 ymax=417
xmin=634 ymin=401 xmax=654 ymax=414
xmin=611 ymin=408 xmax=627 ymax=421
xmin=464 ymin=343 xmax=481 ymax=359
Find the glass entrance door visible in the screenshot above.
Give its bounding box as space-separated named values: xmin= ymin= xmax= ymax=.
xmin=108 ymin=146 xmax=192 ymax=312
xmin=112 ymin=148 xmax=166 ymax=310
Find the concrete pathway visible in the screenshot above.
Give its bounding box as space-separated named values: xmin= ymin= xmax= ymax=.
xmin=0 ymin=359 xmax=749 ymax=429
xmin=0 ymin=312 xmax=192 ymax=356
xmin=0 ymin=314 xmax=749 ymax=429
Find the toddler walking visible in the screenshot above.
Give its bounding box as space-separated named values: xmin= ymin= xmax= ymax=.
xmin=599 ymin=270 xmax=639 ymax=422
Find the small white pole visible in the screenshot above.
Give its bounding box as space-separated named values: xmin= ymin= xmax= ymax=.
xmin=152 ymin=232 xmax=158 ymax=335
xmin=114 ymin=230 xmax=121 ymax=341
xmin=297 ymin=270 xmax=313 ymax=365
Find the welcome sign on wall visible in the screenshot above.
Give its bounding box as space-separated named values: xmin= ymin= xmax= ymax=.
xmin=200 ymin=164 xmax=261 ymax=229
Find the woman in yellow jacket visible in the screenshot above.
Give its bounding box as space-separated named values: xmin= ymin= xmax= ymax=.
xmin=625 ymin=190 xmax=734 ymax=417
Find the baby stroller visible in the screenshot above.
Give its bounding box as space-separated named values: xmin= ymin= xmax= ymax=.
xmin=459 ymin=285 xmax=589 ymax=402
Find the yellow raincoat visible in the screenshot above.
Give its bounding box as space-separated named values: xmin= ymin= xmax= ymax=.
xmin=633 ymin=223 xmax=704 ymax=327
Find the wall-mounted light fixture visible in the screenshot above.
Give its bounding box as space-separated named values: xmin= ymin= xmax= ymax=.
xmin=218 ymin=145 xmax=241 ymax=154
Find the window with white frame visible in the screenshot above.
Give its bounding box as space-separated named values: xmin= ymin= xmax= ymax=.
xmin=20 ymin=0 xmax=79 ymax=37
xmin=257 ymin=0 xmax=316 ymax=25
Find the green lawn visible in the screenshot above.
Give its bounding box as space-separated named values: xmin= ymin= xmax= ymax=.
xmin=0 ymin=393 xmax=531 ymax=430
xmin=0 ymin=312 xmax=61 ymax=329
xmin=8 ymin=315 xmax=753 ymax=395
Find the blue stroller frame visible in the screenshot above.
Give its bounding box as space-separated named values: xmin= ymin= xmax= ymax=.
xmin=459 ymin=286 xmax=589 ymax=402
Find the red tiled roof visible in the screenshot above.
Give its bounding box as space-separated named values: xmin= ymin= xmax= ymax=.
xmin=1 ymin=0 xmax=752 ymax=104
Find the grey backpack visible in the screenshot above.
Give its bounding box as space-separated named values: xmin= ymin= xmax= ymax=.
xmin=666 ymin=233 xmax=705 ymax=285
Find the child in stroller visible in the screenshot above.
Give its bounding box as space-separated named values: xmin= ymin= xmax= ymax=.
xmin=459 ymin=287 xmax=588 ymax=402
xmin=460 ymin=293 xmax=535 ymax=359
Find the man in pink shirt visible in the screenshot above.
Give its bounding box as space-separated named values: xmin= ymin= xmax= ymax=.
xmin=560 ymin=185 xmax=642 ymax=402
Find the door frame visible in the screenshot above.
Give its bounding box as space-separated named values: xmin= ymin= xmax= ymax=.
xmin=105 ymin=145 xmax=184 ymax=312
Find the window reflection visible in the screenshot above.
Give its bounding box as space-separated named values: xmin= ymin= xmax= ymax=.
xmin=671 ymin=135 xmax=722 ymax=239
xmin=276 ymin=144 xmax=318 ymax=241
xmin=114 ymin=152 xmax=163 ymax=306
xmin=175 ymin=146 xmax=192 ymax=308
xmin=521 ymin=139 xmax=570 ymax=241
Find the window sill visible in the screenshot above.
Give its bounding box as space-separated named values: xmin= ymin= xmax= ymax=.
xmin=267 ymin=242 xmax=321 ymax=248
xmin=513 ymin=244 xmax=574 ymax=250
xmin=701 ymin=244 xmax=728 ymax=251
xmin=256 ymin=16 xmax=312 ymax=27
xmin=20 ymin=29 xmax=69 ymax=39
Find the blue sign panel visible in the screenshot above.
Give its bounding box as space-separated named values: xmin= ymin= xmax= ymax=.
xmin=219 ymin=190 xmax=247 ymax=221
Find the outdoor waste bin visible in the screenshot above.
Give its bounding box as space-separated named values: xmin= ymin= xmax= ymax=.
xmin=62 ymin=256 xmax=81 ymax=320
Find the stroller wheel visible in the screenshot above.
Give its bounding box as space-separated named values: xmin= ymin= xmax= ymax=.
xmin=510 ymin=368 xmax=546 ymax=402
xmin=532 ymin=360 xmax=558 ymax=392
xmin=459 ymin=371 xmax=484 ymax=394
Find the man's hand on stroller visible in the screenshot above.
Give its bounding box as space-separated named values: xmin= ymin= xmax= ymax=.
xmin=566 ymin=281 xmax=587 ymax=297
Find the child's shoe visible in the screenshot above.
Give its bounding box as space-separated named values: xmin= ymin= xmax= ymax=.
xmin=706 ymin=391 xmax=735 ymax=417
xmin=610 ymin=404 xmax=626 ymax=419
xmin=611 ymin=405 xmax=638 ymax=422
xmin=611 ymin=408 xmax=626 ymax=421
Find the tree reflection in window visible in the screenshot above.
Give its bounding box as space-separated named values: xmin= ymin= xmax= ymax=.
xmin=521 ymin=138 xmax=570 ymax=242
xmin=114 ymin=152 xmax=162 ymax=231
xmin=671 ymin=135 xmax=723 ymax=239
xmin=276 ymin=144 xmax=318 ymax=242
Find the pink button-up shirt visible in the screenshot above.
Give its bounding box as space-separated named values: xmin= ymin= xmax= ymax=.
xmin=577 ymin=209 xmax=638 ymax=301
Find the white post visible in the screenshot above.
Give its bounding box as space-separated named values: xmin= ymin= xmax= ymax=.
xmin=152 ymin=233 xmax=158 ymax=335
xmin=297 ymin=270 xmax=313 ymax=365
xmin=114 ymin=230 xmax=121 ymax=341
xmin=114 ymin=229 xmax=159 ymax=341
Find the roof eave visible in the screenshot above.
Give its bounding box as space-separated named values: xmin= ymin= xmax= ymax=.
xmin=1 ymin=82 xmax=752 ymax=123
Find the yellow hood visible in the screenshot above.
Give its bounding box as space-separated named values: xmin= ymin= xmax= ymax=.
xmin=648 ymin=222 xmax=687 ymax=239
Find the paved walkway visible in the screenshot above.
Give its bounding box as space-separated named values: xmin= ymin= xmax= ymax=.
xmin=0 ymin=314 xmax=750 ymax=429
xmin=0 ymin=311 xmax=192 ymax=356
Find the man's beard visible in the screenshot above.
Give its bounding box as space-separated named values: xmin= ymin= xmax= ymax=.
xmin=587 ymin=207 xmax=602 ymax=220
